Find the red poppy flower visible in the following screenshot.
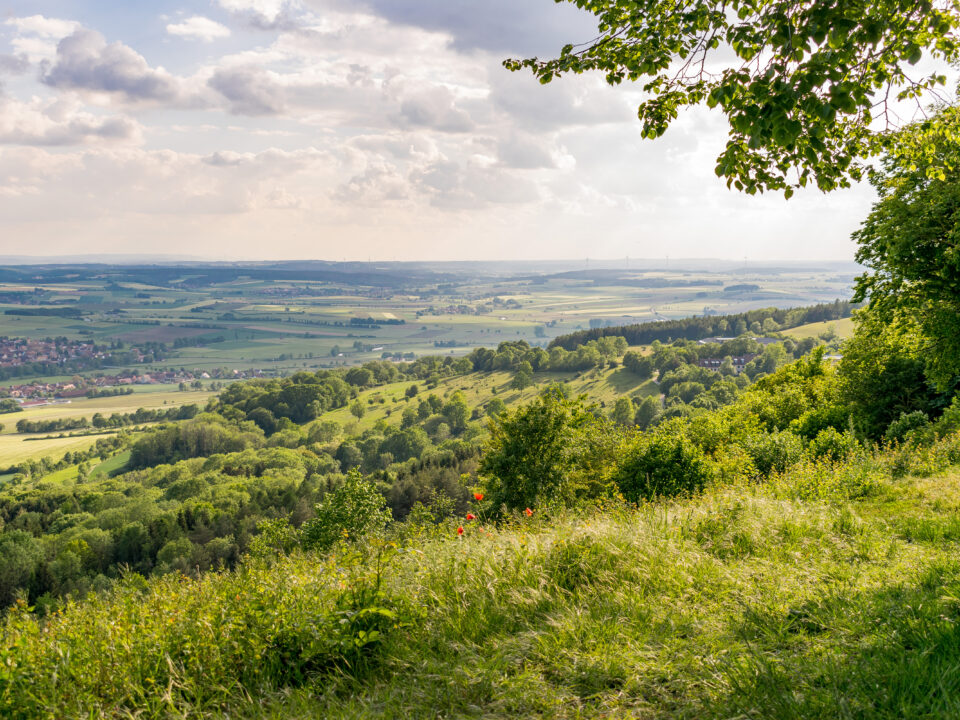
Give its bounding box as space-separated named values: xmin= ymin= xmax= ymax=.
xmin=473 ymin=492 xmax=484 ymax=501
xmin=457 ymin=526 xmax=464 ymax=536
xmin=525 ymin=507 xmax=533 ymax=517
xmin=466 ymin=513 xmax=476 ymax=520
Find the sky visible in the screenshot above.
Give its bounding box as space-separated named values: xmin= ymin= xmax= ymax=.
xmin=0 ymin=0 xmax=881 ymax=262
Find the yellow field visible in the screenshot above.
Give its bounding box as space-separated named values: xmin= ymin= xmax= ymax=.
xmin=0 ymin=432 xmax=120 ymax=467
xmin=0 ymin=390 xmax=214 ymax=436
xmin=781 ymin=317 xmax=855 ymax=341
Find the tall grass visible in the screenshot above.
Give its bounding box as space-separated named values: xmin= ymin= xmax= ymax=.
xmin=5 ymin=445 xmax=960 ymax=718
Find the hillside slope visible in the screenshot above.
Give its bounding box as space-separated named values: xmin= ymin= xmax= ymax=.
xmin=4 ymin=455 xmax=960 ymax=719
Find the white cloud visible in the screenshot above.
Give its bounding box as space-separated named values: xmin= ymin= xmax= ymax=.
xmin=5 ymin=15 xmax=81 ymax=39
xmin=5 ymin=14 xmax=83 ymax=62
xmin=208 ymin=66 xmax=286 ymax=115
xmin=40 ymin=29 xmax=194 ymax=106
xmin=0 ymin=95 xmax=141 ymax=146
xmin=216 ymin=0 xmax=303 ymax=29
xmin=166 ymin=17 xmax=231 ymax=43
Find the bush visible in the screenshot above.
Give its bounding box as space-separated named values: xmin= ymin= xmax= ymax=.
xmin=613 ymin=432 xmax=715 ymax=502
xmin=885 ymin=410 xmax=931 ymax=445
xmin=809 ymin=427 xmax=861 ymax=462
xmin=480 ymin=388 xmax=615 ymax=512
xmin=743 ymin=430 xmax=806 ymax=475
xmin=301 ymin=470 xmax=392 ymax=551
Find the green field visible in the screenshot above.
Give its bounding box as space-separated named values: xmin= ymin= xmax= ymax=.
xmin=781 ymin=316 xmax=855 ymax=340
xmin=0 ymin=262 xmax=855 ymax=381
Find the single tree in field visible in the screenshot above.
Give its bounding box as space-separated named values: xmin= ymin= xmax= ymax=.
xmin=507 ymin=0 xmax=960 ymax=195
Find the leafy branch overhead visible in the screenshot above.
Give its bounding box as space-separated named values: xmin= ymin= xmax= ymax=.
xmin=505 ymin=0 xmax=960 ymax=195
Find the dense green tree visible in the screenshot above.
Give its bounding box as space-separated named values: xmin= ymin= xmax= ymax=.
xmin=508 ymin=0 xmax=960 ymax=195
xmin=838 ymin=312 xmax=941 ymax=438
xmin=623 ymin=351 xmax=655 ymax=379
xmin=853 ymin=106 xmax=960 ymax=387
xmin=0 ymin=531 xmax=42 ymax=607
xmin=481 ymin=388 xmax=615 ymax=512
xmin=634 ymin=396 xmax=661 ymax=430
xmin=301 ymin=470 xmax=391 ymax=550
xmin=611 ymin=397 xmax=635 ymax=426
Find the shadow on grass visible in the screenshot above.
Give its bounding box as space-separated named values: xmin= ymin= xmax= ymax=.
xmin=713 ymin=560 xmax=960 ymax=719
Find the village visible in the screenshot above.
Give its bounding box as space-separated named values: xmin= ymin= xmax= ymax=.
xmin=0 ymin=367 xmax=265 ymax=403
xmin=0 ymin=337 xmax=112 ymax=367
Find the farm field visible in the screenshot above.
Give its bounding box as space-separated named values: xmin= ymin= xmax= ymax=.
xmin=781 ymin=316 xmax=855 ymax=341
xmin=0 ymin=260 xmax=856 ymax=382
xmin=0 ymin=389 xmax=214 ymax=436
xmin=0 ymin=431 xmax=120 ymax=468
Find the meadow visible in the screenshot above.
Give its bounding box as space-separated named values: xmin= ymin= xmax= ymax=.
xmin=3 ymin=445 xmax=960 ymax=719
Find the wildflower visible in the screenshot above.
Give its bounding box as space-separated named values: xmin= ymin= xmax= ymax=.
xmin=525 ymin=507 xmax=533 ymax=517
xmin=473 ymin=492 xmax=484 ymax=501
xmin=457 ymin=526 xmax=464 ymax=536
xmin=466 ymin=513 xmax=476 ymax=521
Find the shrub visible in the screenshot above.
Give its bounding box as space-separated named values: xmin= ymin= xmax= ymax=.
xmin=742 ymin=430 xmax=806 ymax=475
xmin=808 ymin=427 xmax=861 ymax=462
xmin=613 ymin=432 xmax=715 ymax=502
xmin=885 ymin=410 xmax=931 ymax=445
xmin=301 ymin=470 xmax=392 ymax=551
xmin=480 ymin=388 xmax=616 ymax=513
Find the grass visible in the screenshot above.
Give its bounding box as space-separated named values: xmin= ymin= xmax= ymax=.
xmin=0 ymin=431 xmax=120 ymax=467
xmin=781 ymin=316 xmax=855 ymax=341
xmin=320 ymin=364 xmax=656 ymax=434
xmin=89 ymin=449 xmax=131 ymax=479
xmin=5 ymin=453 xmax=960 ymax=718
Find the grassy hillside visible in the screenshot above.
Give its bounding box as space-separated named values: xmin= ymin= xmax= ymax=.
xmin=4 ymin=441 xmax=960 ymax=719
xmin=781 ymin=316 xmax=855 ymax=341
xmin=323 ymin=361 xmax=658 ymax=434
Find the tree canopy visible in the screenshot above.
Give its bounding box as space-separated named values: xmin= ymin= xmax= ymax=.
xmin=507 ymin=0 xmax=960 ymax=195
xmin=853 ymin=105 xmax=960 ymax=387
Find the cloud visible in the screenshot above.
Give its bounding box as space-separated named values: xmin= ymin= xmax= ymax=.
xmin=41 ymin=29 xmax=184 ymax=103
xmin=208 ymin=66 xmax=286 ymax=115
xmin=5 ymin=15 xmax=81 ymax=39
xmin=166 ymin=17 xmax=231 ymax=43
xmin=352 ymin=0 xmax=596 ymax=55
xmin=496 ymin=133 xmax=558 ymax=169
xmin=396 ymin=86 xmax=474 ymax=133
xmin=4 ymin=15 xmax=82 ymax=62
xmin=0 ymin=96 xmax=141 ymax=146
xmin=216 ymin=0 xmax=304 ymax=30
xmin=0 ymin=54 xmax=29 ymax=75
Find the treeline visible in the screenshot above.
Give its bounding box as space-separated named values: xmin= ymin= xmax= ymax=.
xmin=15 ymin=405 xmax=199 ymax=434
xmin=0 ymin=358 xmax=110 ymax=382
xmin=480 ymin=350 xmax=960 ymax=517
xmin=172 ymin=335 xmax=224 ymax=348
xmin=84 ymin=387 xmax=134 ymax=398
xmin=4 ymin=307 xmax=83 ymax=318
xmin=549 ymin=300 xmax=853 ymax=350
xmin=469 ymin=337 xmax=628 ymax=373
